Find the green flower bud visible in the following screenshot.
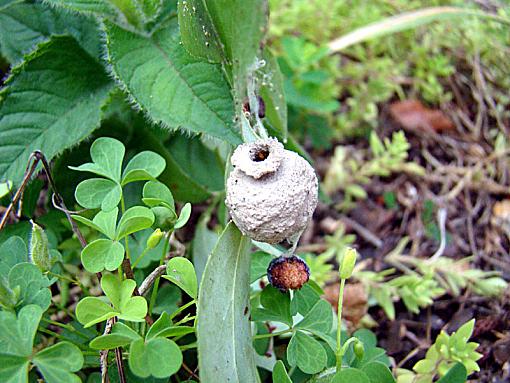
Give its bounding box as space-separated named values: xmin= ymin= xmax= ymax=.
xmin=339 ymin=247 xmax=357 ymax=279
xmin=354 ymin=340 xmax=365 ymax=360
xmin=147 ymin=228 xmax=164 ymax=249
xmin=29 ymin=220 xmax=52 ymax=272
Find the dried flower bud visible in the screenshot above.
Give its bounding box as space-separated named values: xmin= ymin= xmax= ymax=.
xmin=267 ymin=255 xmax=310 ymax=292
xmin=226 ymin=138 xmax=318 ymax=244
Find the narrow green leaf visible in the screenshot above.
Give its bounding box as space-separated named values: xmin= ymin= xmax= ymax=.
xmin=163 ymin=257 xmax=197 ymax=299
xmin=105 ymin=18 xmax=241 ymax=144
xmin=75 ymin=179 xmax=122 ymax=212
xmin=328 ymin=7 xmax=510 ymax=54
xmin=115 ymin=206 xmax=155 ymax=240
xmin=273 ymin=360 xmax=292 ymax=383
xmin=81 ymin=239 xmax=125 ymax=273
xmin=0 ymin=36 xmax=112 ymax=186
xmin=287 ymin=331 xmax=327 ymax=374
xmin=121 ymin=151 xmax=166 ymax=185
xmin=197 ymin=222 xmax=259 ymax=382
xmin=33 ymin=342 xmax=84 ymax=383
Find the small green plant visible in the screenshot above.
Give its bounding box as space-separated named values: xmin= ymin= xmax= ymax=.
xmin=397 ymin=320 xmax=482 ymax=383
xmin=323 ymin=131 xmax=424 ymax=210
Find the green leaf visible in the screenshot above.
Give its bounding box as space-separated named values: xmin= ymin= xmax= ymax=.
xmin=43 ymin=0 xmax=117 ymax=18
xmin=101 ymin=274 xmax=148 ymax=322
xmin=177 ymin=0 xmax=224 ymax=63
xmin=361 ymin=362 xmax=396 ymax=383
xmin=436 ymin=363 xmax=467 ymax=383
xmin=105 ymin=18 xmax=241 ymax=144
xmin=287 ymin=331 xmax=327 ymax=374
xmin=129 ymin=337 xmax=183 ymax=379
xmin=89 ymin=322 xmax=141 ymax=350
xmin=33 ymin=342 xmax=84 ymax=383
xmin=122 ymin=151 xmax=166 ymax=185
xmin=0 ymin=353 xmax=29 ymax=383
xmin=8 ymin=263 xmax=51 ymax=310
xmin=162 ymin=257 xmax=197 ymax=299
xmin=192 ymin=217 xmax=218 ymax=285
xmin=142 ymin=181 xmax=175 ymax=208
xmin=201 ymin=0 xmax=268 ymax=96
xmin=0 ymin=181 xmax=11 ymax=199
xmin=197 ymin=222 xmax=259 ymax=382
xmin=0 ymin=304 xmax=42 ymax=356
xmin=332 ymin=368 xmax=371 ymax=383
xmin=174 ymin=203 xmax=192 ymax=229
xmin=291 ymin=283 xmax=321 ymax=316
xmin=0 ymin=2 xmax=101 ymax=64
xmin=72 ymin=208 xmax=118 ymax=239
xmin=260 ymin=48 xmax=287 ymax=139
xmin=75 ymin=178 xmax=122 ymax=212
xmin=250 ymin=251 xmax=273 ymax=283
xmin=70 ymin=137 xmax=125 ymax=181
xmin=354 ymin=329 xmax=378 ymax=349
xmin=81 ymin=239 xmax=125 ymax=273
xmin=115 ymin=206 xmax=155 ymax=240
xmin=273 ymin=360 xmax=292 ymax=383
xmin=252 ymin=285 xmax=293 ymax=327
xmin=0 ymin=36 xmax=112 ymax=186
xmin=0 ymin=236 xmax=28 ymax=277
xmin=296 ymin=299 xmax=333 ymax=334
xmin=75 ymin=297 xmax=117 ymax=328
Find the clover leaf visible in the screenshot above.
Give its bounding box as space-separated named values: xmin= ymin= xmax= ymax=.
xmin=89 ymin=313 xmax=185 ymax=379
xmin=72 ymin=208 xmax=119 ymax=240
xmin=69 ymin=137 xmax=125 ymax=182
xmin=142 ymin=181 xmax=175 ymax=210
xmin=121 ymin=151 xmax=166 ymax=185
xmin=287 ymin=330 xmax=327 ymax=374
xmin=76 ymin=274 xmax=147 ymax=327
xmin=0 ymin=305 xmax=84 ymax=383
xmin=162 ymin=257 xmax=198 ymax=299
xmin=74 ymin=178 xmax=122 ymax=211
xmin=81 ymin=239 xmax=124 ymax=273
xmin=251 ymin=286 xmax=293 ymax=327
xmin=115 ymin=206 xmax=155 ymax=240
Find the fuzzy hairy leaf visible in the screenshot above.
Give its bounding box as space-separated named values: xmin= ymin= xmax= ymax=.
xmin=105 ymin=18 xmax=241 ymax=144
xmin=197 ymin=222 xmax=259 ymax=382
xmin=0 ymin=36 xmax=113 ymax=186
xmin=0 ymin=1 xmax=101 ymax=64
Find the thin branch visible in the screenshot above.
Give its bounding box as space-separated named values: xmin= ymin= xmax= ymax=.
xmin=139 ymin=265 xmax=167 ymax=296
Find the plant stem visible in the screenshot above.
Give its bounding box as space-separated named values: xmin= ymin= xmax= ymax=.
xmin=253 ymin=328 xmax=293 ymax=340
xmin=120 ymin=195 xmax=131 ymax=261
xmin=131 ymin=247 xmax=150 ymax=269
xmin=148 ymin=232 xmax=170 ymax=316
xmin=336 ymin=278 xmax=346 ymax=372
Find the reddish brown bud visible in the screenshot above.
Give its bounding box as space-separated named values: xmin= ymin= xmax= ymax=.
xmin=267 ymin=255 xmax=310 ymax=292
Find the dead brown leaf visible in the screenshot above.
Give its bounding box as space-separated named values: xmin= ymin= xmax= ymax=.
xmin=324 ymin=282 xmax=368 ymax=330
xmin=390 ymin=99 xmax=454 ymax=133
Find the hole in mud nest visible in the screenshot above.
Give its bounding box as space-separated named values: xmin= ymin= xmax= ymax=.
xmin=250 ymin=147 xmax=270 ymax=162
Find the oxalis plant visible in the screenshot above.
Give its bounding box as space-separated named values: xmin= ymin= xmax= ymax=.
xmin=0 ymin=1 xmax=489 ymax=383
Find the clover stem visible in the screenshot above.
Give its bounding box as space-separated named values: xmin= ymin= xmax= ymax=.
xmin=131 ymin=247 xmax=150 ymax=269
xmin=148 ymin=232 xmax=170 ymax=316
xmin=336 ymin=278 xmax=346 ymax=372
xmin=252 ymin=327 xmax=293 ymax=340
xmin=120 ymin=195 xmax=131 ymax=262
